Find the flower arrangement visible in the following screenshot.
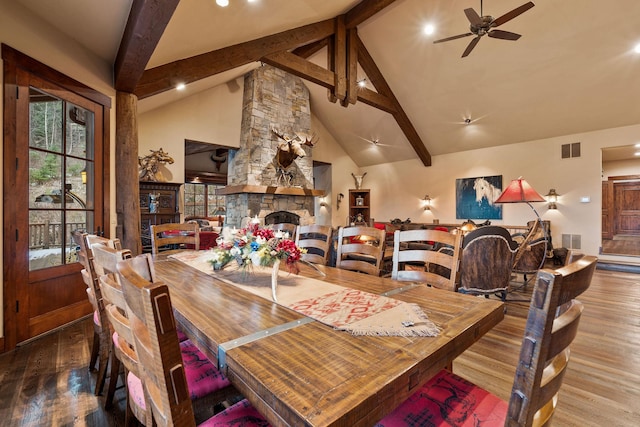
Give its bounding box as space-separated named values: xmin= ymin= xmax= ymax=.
xmin=209 ymin=223 xmax=306 ymax=274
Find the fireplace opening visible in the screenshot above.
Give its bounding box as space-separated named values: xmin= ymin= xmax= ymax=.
xmin=265 ymin=211 xmax=300 ymax=225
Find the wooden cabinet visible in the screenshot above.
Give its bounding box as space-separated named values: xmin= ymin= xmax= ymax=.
xmin=349 ymin=189 xmax=370 ymax=225
xmin=140 ymin=182 xmax=182 ymax=252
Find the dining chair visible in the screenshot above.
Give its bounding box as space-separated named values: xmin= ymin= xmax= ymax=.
xmin=336 ymin=226 xmax=386 ymax=276
xmin=117 ymin=256 xmax=269 ymax=427
xmin=150 ymin=222 xmax=200 ymax=256
xmin=391 ymin=229 xmax=462 ymax=292
xmin=98 ymin=270 xmax=152 ymax=426
xmin=71 ymin=230 xmax=119 ymax=396
xmin=457 ymin=226 xmax=519 ymax=300
xmin=376 ymin=255 xmax=598 ymax=427
xmin=295 ymin=224 xmax=333 ymax=265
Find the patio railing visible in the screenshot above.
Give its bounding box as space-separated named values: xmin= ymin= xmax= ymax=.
xmin=29 ymin=222 xmax=86 ymax=249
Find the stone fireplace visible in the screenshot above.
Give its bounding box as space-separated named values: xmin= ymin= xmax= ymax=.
xmin=219 ymin=65 xmax=323 ymax=227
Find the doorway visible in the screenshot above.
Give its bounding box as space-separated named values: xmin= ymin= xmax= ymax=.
xmin=2 ymin=45 xmax=110 ymax=351
xmin=601 ymin=145 xmax=640 ymax=257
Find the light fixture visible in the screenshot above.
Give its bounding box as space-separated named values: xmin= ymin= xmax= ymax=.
xmin=216 ymin=0 xmax=229 ymax=6
xmin=357 ymin=78 xmax=367 ymax=88
xmin=81 ymin=168 xmax=87 ymax=185
xmin=176 ymin=83 xmax=186 ymax=91
xmin=319 ymin=197 xmax=328 ymax=207
xmin=336 ymin=193 xmax=344 ymax=210
xmin=464 ymin=118 xmax=472 ymax=124
xmin=423 ymin=23 xmax=435 ymax=36
xmin=545 ymin=188 xmax=559 ymax=210
xmin=423 ymin=194 xmax=431 ymax=210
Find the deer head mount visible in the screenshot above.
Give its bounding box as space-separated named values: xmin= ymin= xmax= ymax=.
xmin=271 ymin=126 xmax=318 ymax=170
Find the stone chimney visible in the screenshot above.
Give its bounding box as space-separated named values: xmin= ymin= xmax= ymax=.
xmin=221 ymin=65 xmax=322 ymax=227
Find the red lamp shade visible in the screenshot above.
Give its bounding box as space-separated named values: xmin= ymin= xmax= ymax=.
xmin=495 ymin=177 xmax=545 ymax=204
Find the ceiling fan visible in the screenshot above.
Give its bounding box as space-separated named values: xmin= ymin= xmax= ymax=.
xmin=434 ymin=1 xmax=535 ymax=57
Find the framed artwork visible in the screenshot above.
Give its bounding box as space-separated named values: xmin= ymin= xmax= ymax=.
xmin=456 ymin=175 xmax=503 ymax=220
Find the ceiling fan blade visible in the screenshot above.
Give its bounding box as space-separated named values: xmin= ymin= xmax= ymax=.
xmin=462 ymin=36 xmax=481 ymax=58
xmin=433 ymin=32 xmax=473 ymax=44
xmin=488 ymin=29 xmax=521 ymax=41
xmin=491 ymin=1 xmax=535 ymax=27
xmin=464 ymin=8 xmax=483 ymax=26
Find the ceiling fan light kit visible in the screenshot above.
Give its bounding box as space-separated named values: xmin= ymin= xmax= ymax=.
xmin=434 ymin=1 xmax=535 ymax=57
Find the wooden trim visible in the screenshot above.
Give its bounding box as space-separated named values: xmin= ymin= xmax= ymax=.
xmin=114 ymin=0 xmax=180 ymax=92
xmin=608 ymin=175 xmax=640 ymax=181
xmin=28 ymin=300 xmax=92 ymax=338
xmin=216 ymin=185 xmax=325 ymax=197
xmin=1 ymin=44 xmax=111 ymax=108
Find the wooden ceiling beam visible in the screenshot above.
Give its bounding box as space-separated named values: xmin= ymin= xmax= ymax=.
xmin=355 ymin=35 xmax=431 ymax=166
xmin=135 ymin=19 xmax=334 ymax=99
xmin=115 ymin=0 xmax=180 ymax=93
xmin=342 ymin=27 xmax=358 ymax=106
xmin=333 ymin=16 xmax=347 ymax=102
xmin=262 ymin=51 xmax=334 ymax=88
xmin=344 ymin=0 xmax=398 ymax=29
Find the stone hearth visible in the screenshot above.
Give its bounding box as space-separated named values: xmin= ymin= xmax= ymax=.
xmin=221 ymin=65 xmax=323 ymax=227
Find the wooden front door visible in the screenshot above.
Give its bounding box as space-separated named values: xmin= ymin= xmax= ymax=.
xmin=2 ymin=45 xmax=110 ymax=350
xmin=613 ymin=181 xmax=640 ymax=236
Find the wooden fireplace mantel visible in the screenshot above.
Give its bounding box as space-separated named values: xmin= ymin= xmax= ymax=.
xmin=215 ymin=185 xmax=325 ymax=197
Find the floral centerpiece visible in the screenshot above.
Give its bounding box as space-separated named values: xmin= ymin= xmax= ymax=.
xmin=209 ymin=223 xmax=306 ymax=274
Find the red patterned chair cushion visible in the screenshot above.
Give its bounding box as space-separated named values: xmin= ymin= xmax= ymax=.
xmin=180 ymin=339 xmax=231 ymax=399
xmin=375 ymin=370 xmax=507 ymax=427
xmin=200 ymin=398 xmax=270 ymax=426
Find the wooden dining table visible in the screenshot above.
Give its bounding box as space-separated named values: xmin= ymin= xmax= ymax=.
xmin=153 ymin=254 xmax=504 ymax=427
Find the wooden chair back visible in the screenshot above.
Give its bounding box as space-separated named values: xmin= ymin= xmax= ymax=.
xmin=295 ymin=224 xmax=333 ymax=265
xmin=94 ymin=247 xmax=152 ymax=426
xmin=336 ymin=226 xmax=386 ymax=276
xmin=117 ymin=255 xmax=196 ymax=427
xmin=391 ymin=229 xmax=462 ymax=292
xmin=459 ymin=226 xmax=518 ymax=296
xmin=564 ymin=249 xmax=584 ymax=266
xmin=507 ymin=255 xmax=597 ymax=426
xmin=150 ymin=222 xmax=200 ymax=256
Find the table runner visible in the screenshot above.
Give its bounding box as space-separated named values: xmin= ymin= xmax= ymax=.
xmin=168 ymin=251 xmax=439 ymax=337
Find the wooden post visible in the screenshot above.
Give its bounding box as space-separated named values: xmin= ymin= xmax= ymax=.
xmin=116 ymin=91 xmax=142 ymax=255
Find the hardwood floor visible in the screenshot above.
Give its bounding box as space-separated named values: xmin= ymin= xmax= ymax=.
xmin=0 ymin=267 xmax=639 ymax=426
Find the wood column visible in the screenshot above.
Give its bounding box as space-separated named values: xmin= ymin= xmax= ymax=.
xmin=116 ymin=91 xmax=142 ymax=255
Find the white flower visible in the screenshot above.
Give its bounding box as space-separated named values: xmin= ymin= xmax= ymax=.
xmin=230 ymin=246 xmax=240 ymax=256
xmin=256 ymin=236 xmax=267 ymax=245
xmin=274 ymin=230 xmax=284 ymax=239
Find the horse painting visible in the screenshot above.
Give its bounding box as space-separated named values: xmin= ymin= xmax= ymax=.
xmin=473 ymin=177 xmax=502 ymax=206
xmin=456 ymin=175 xmax=503 ymax=220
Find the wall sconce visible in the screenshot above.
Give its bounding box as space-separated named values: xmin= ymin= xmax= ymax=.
xmin=423 ymin=194 xmax=431 ymax=210
xmin=545 ymin=188 xmax=559 ymax=209
xmin=336 ymin=193 xmax=344 ymax=210
xmin=319 ymin=197 xmax=328 ymax=207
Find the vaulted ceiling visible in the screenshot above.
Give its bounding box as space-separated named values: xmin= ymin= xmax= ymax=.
xmin=16 ymin=0 xmax=640 ymax=167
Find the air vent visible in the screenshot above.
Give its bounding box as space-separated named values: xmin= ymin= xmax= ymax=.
xmin=561 ymin=142 xmax=581 ymax=159
xmin=562 ymin=234 xmax=581 ymax=249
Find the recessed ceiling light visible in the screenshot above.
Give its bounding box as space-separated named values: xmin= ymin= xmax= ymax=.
xmin=423 ymin=23 xmax=435 ymax=36
xmin=216 ymin=0 xmax=229 ymax=7
xmin=176 ymin=83 xmax=186 ymax=91
xmin=357 ymin=78 xmax=367 ymax=88
xmin=464 ymin=118 xmax=472 ymax=124
xmin=635 ymin=152 xmax=640 ymax=156
xmin=634 ymin=43 xmax=640 ymax=54
xmin=635 ymin=143 xmax=640 ymax=148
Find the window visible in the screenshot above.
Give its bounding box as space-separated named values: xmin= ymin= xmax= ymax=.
xmin=184 ymin=183 xmax=224 ymax=218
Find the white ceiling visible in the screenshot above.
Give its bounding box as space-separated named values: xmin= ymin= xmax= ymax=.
xmin=17 ymin=0 xmax=640 ymax=167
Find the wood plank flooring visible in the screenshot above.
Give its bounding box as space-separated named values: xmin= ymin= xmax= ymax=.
xmin=0 ymin=267 xmax=639 ymax=426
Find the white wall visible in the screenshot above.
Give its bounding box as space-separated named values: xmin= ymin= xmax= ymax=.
xmin=138 ymin=82 xmax=360 ymax=228
xmin=361 ymin=124 xmax=640 ymax=265
xmin=603 ymin=158 xmax=640 ymax=178
xmin=0 ymin=1 xmax=117 ymax=338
